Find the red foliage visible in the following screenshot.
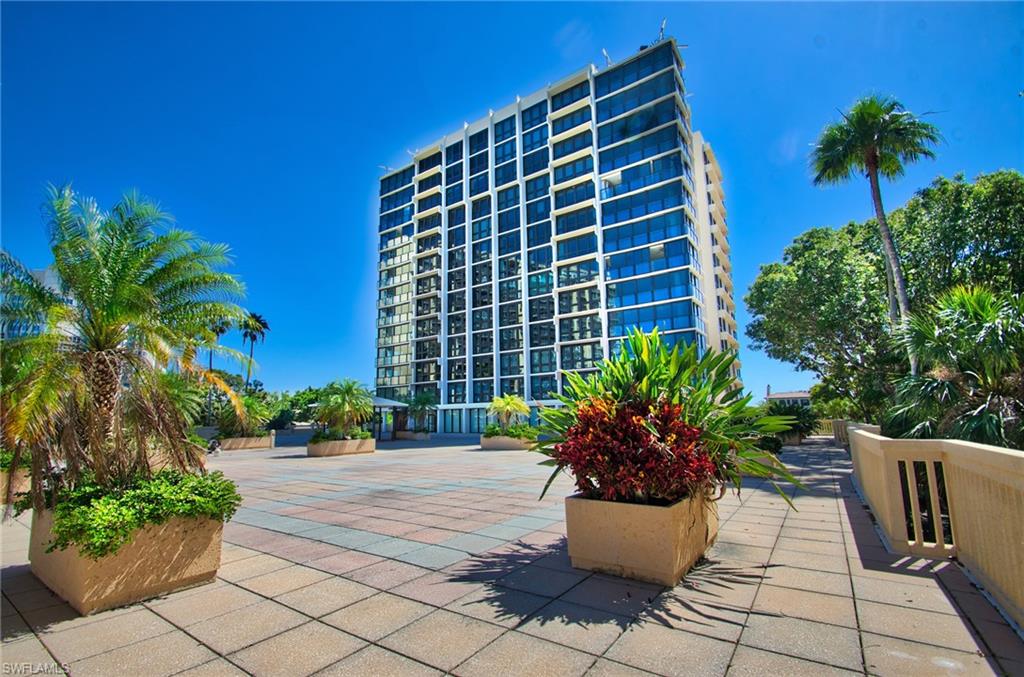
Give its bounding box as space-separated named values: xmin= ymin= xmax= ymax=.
xmin=552 ymin=397 xmax=717 ymax=503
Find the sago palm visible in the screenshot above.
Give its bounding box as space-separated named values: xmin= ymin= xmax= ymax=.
xmin=0 ymin=185 xmax=247 ymax=504
xmin=241 ymin=312 xmax=269 ymax=389
xmin=314 ymin=379 xmax=373 ymax=433
xmin=488 ymin=394 xmax=530 ymax=430
xmin=887 ymin=286 xmax=1024 ymax=449
xmin=812 ymin=95 xmax=942 ymax=370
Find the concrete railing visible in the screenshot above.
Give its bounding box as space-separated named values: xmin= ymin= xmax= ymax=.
xmin=849 ymin=428 xmax=1024 ymax=628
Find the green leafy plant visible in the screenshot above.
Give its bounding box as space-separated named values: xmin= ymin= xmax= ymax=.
xmin=309 ymin=427 xmax=373 ymax=443
xmin=217 ymin=395 xmax=271 ymax=438
xmin=487 ymin=394 xmax=530 ymax=429
xmin=764 ymin=402 xmax=819 ymax=437
xmin=404 ymin=392 xmax=437 ymax=433
xmin=17 ymin=470 xmax=242 ymax=559
xmin=886 ymin=286 xmax=1024 ymax=449
xmin=483 ymin=423 xmax=538 ymax=441
xmin=0 ymin=185 xmax=248 ymax=520
xmin=0 ymin=448 xmax=21 ymax=472
xmin=535 ymin=329 xmax=798 ymax=503
xmin=314 ymin=380 xmax=373 ymax=433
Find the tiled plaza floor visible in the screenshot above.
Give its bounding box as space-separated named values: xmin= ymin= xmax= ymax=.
xmin=2 ymin=438 xmax=1022 ymax=676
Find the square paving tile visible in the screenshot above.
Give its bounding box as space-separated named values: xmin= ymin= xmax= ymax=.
xmin=307 ymin=550 xmax=384 ymax=575
xmin=604 ymin=620 xmax=734 ymax=676
xmin=395 ymin=544 xmax=469 ymax=570
xmin=378 ymin=609 xmax=505 ymax=672
xmin=496 ymin=565 xmax=588 ymax=598
xmin=752 ymin=585 xmax=857 ymax=628
xmin=185 ymin=599 xmax=307 ymax=654
xmin=739 ymin=613 xmax=863 ymax=672
xmin=39 ymin=608 xmax=177 ymax=663
xmin=229 ymin=621 xmax=366 ymax=675
xmin=274 ymin=577 xmax=376 ymax=617
xmin=68 ymin=630 xmax=217 ymax=677
xmin=316 ymin=645 xmax=442 ymax=676
xmin=322 ymin=592 xmax=433 ymax=641
xmin=345 ymin=559 xmax=433 ymax=589
xmin=390 ymin=571 xmax=483 ymax=606
xmin=445 ymin=585 xmax=551 ymax=628
xmin=147 ymin=584 xmax=263 ymax=627
xmin=456 ymin=630 xmax=595 ymax=677
xmin=861 ymin=632 xmax=999 ymax=676
xmin=857 ymin=599 xmax=983 ymax=653
xmin=519 ymin=599 xmax=631 ymax=654
xmin=727 ymin=645 xmax=860 ymax=676
xmin=560 ymin=575 xmax=663 ymax=618
xmin=236 ymin=564 xmax=331 ymax=597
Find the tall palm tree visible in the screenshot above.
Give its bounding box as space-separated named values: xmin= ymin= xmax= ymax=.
xmin=811 ymin=95 xmax=942 ymax=371
xmin=206 ymin=319 xmax=232 ymax=424
xmin=488 ymin=394 xmax=530 ymax=430
xmin=405 ymin=391 xmax=437 ymax=433
xmin=0 ymin=185 xmax=247 ymax=501
xmin=240 ymin=312 xmax=269 ymax=390
xmin=887 ymin=286 xmax=1024 ymax=449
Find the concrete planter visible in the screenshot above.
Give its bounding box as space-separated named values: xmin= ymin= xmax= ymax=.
xmin=307 ymin=439 xmax=376 ymax=457
xmin=396 ymin=431 xmax=431 ymax=441
xmin=565 ymin=493 xmax=718 ymax=586
xmin=480 ymin=435 xmax=534 ymax=451
xmin=219 ymin=434 xmax=273 ymax=451
xmin=29 ymin=510 xmax=222 ymax=615
xmin=1 ymin=468 xmax=30 ymax=504
xmin=779 ymin=431 xmax=803 ymax=446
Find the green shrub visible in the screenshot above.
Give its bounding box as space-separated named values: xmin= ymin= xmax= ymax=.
xmin=755 ymin=435 xmax=783 ymax=454
xmin=483 ymin=423 xmax=539 ymax=440
xmin=0 ymin=448 xmax=18 ymax=472
xmin=309 ymin=427 xmax=373 ymax=443
xmin=17 ymin=470 xmax=242 ymax=559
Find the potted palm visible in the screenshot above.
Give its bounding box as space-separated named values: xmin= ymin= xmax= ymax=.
xmin=216 ymin=394 xmax=275 ymax=450
xmin=307 ymin=379 xmax=376 ymax=457
xmin=397 ymin=392 xmax=436 ymax=440
xmin=0 ymin=186 xmax=244 ymax=615
xmin=481 ymin=394 xmax=537 ymax=450
xmin=535 ymin=329 xmax=797 ymax=586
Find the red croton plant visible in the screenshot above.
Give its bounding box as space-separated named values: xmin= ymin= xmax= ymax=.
xmin=536 ymin=329 xmax=797 ymax=504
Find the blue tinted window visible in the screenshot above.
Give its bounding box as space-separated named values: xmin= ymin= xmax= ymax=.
xmin=560 ymin=341 xmax=602 ymax=369
xmin=379 ymin=205 xmax=414 ymax=232
xmin=448 ymin=225 xmax=466 ymax=248
xmin=604 ymin=237 xmax=695 ymax=279
xmin=417 ymin=194 xmax=441 ymax=213
xmin=446 ymin=162 xmax=463 ymax=184
xmin=418 ymin=173 xmax=441 ymax=193
xmin=602 ymin=153 xmax=685 ymax=200
xmin=445 ymin=184 xmax=463 ymax=205
xmin=472 ymin=196 xmax=491 ymax=219
xmin=472 ymin=218 xmax=491 ymax=241
xmin=494 ymin=161 xmax=517 ymax=187
xmin=380 ymin=166 xmax=414 ymax=196
xmin=495 ymin=139 xmax=516 ymax=164
xmin=528 ymin=272 xmax=553 ymax=297
xmin=528 ymin=246 xmax=552 ymax=272
xmin=557 ymin=233 xmax=598 ymax=260
xmin=446 ymin=141 xmax=463 ymax=164
xmin=417 ymin=213 xmax=441 ymax=232
xmin=598 ymin=208 xmax=696 ymax=254
xmin=598 ymin=99 xmax=679 ymax=148
xmin=595 ymin=43 xmax=676 ymax=97
xmin=526 ymin=175 xmax=550 ymax=201
xmin=598 ymin=126 xmax=681 ymax=173
xmin=553 ymin=130 xmax=593 ymax=160
xmin=497 ymin=186 xmax=520 ymax=210
xmin=494 ymin=116 xmax=516 ymax=143
xmin=380 ymin=186 xmax=413 ymax=213
xmin=523 ymin=148 xmax=549 ymax=176
xmin=554 ymin=181 xmax=595 ymax=209
xmin=531 ymin=374 xmax=558 ymax=398
xmin=469 ymin=152 xmax=489 ymax=176
xmin=418 ymin=152 xmax=442 ymax=173
xmin=530 ymin=347 xmax=557 ymax=372
xmin=596 ymin=71 xmax=677 ymax=123
xmin=498 ymin=208 xmax=519 ymax=233
xmin=498 ymin=230 xmax=520 ymax=256
xmin=602 ymin=181 xmax=685 ymax=226
xmin=557 ymin=259 xmax=599 ymax=286
xmin=606 ymin=270 xmax=696 ymax=308
xmin=448 ymin=205 xmax=466 ymax=227
xmin=555 ymin=205 xmax=596 ymax=235
xmin=522 ymin=126 xmax=548 ymax=153
xmin=607 ymin=300 xmax=697 ymax=336
xmin=469 ymin=173 xmax=489 ymax=197
xmin=521 ymin=100 xmax=548 ymax=130
xmin=552 ymin=106 xmax=592 ymax=135
xmin=526 ymin=197 xmax=551 ymax=225
xmin=552 ymin=81 xmax=591 ymax=111
xmin=560 ymin=313 xmax=603 ymax=341
xmin=527 ymin=221 xmax=551 ymax=248
xmin=553 ymin=155 xmax=594 ymax=185
xmin=469 ymin=129 xmax=489 ymax=154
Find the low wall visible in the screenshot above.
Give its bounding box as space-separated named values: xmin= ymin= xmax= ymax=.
xmin=480 ymin=435 xmax=533 ymax=451
xmin=220 ymin=433 xmax=274 ymax=451
xmin=307 ymin=439 xmax=376 ymax=457
xmin=849 ymin=429 xmax=1024 ymax=628
xmin=396 ymin=431 xmax=431 ymax=441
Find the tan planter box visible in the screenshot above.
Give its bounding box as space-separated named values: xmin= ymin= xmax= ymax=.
xmin=219 ymin=435 xmax=273 ymax=451
xmin=29 ymin=510 xmax=222 ymax=615
xmin=779 ymin=431 xmax=803 ymax=446
xmin=480 ymin=435 xmax=534 ymax=451
xmin=307 ymin=439 xmax=376 ymax=457
xmin=565 ymin=494 xmax=718 ymax=586
xmin=1 ymin=468 xmax=30 ymax=504
xmin=396 ymin=431 xmax=431 ymax=441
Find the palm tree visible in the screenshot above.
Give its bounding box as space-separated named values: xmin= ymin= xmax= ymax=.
xmin=811 ymin=95 xmax=942 ymax=370
xmin=206 ymin=319 xmax=232 ymax=424
xmin=887 ymin=286 xmax=1024 ymax=449
xmin=405 ymin=391 xmax=437 ymax=433
xmin=0 ymin=185 xmax=246 ymax=501
xmin=240 ymin=312 xmax=269 ymax=390
xmin=314 ymin=379 xmax=374 ymax=434
xmin=488 ymin=394 xmax=530 ymax=430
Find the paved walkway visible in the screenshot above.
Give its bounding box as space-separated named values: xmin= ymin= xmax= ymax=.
xmin=2 ymin=439 xmax=1022 ymax=676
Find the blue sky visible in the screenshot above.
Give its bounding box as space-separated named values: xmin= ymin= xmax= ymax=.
xmin=3 ymin=2 xmax=1021 ymax=401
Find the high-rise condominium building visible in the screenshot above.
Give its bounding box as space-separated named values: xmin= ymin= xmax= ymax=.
xmin=375 ymin=38 xmax=739 ymax=433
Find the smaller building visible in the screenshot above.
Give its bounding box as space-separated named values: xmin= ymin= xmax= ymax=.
xmin=765 ymin=389 xmax=811 ymax=408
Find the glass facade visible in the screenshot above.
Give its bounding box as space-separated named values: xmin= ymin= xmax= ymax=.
xmin=374 ymin=38 xmax=737 ymax=429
